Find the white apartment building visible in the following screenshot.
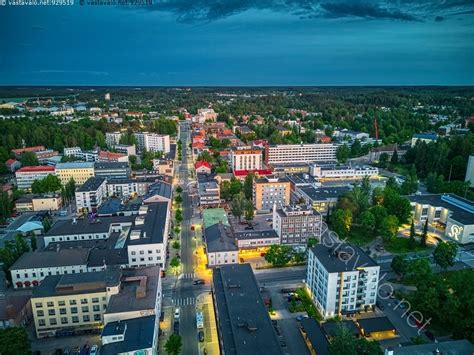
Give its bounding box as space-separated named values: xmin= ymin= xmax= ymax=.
xmin=230 ymin=148 xmax=263 ymax=172
xmin=134 ymin=132 xmax=170 ymax=153
xmin=195 ymin=108 xmax=217 ymax=123
xmin=106 ymin=132 xmax=123 ymax=147
xmin=63 ymin=147 xmax=82 ymax=157
xmin=306 ymin=243 xmax=380 ymax=319
xmin=75 ymin=177 xmax=107 ymax=213
xmin=15 ymin=166 xmax=56 ymax=190
xmin=204 ymin=223 xmax=239 ymax=267
xmin=106 ymin=179 xmax=148 ymax=198
xmin=114 ymin=144 xmax=136 ymax=157
xmin=310 ymin=163 xmax=379 ymax=180
xmin=265 ymin=144 xmax=338 ymax=165
xmin=273 ymin=204 xmax=322 ymax=245
xmin=10 ymin=249 xmax=89 ymax=289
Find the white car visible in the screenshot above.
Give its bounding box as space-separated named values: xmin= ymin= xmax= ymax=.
xmin=90 ymin=345 xmax=99 ymax=355
xmin=174 ymin=308 xmax=180 ymax=320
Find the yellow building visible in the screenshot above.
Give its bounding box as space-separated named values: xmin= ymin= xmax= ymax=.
xmin=54 ymin=162 xmax=95 ymax=186
xmin=32 ymin=195 xmax=62 ymax=211
xmin=253 ymin=176 xmax=291 ymax=211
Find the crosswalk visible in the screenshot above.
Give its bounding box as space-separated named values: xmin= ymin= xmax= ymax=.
xmin=172 ymin=297 xmax=197 ymax=306
xmin=179 ymin=272 xmax=196 ymax=279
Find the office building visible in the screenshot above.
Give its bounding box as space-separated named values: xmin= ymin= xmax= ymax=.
xmin=230 ymin=148 xmax=263 ymax=172
xmin=55 ymin=162 xmax=95 ymax=186
xmin=94 ymin=162 xmax=131 ymax=180
xmin=306 ymin=242 xmax=380 ymax=319
xmin=212 ymin=264 xmax=283 ymax=355
xmin=253 ymin=176 xmax=291 ymax=211
xmin=295 ymin=186 xmax=350 ymax=215
xmin=15 ymin=166 xmax=55 ymax=190
xmin=272 ymin=204 xmax=322 ymax=245
xmin=134 ymin=132 xmax=170 ymax=153
xmin=75 ymin=177 xmax=107 ymax=213
xmin=310 ymin=163 xmax=379 ymax=180
xmin=265 ymin=144 xmax=337 ymax=165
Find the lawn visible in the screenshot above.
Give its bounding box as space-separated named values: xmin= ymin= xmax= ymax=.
xmin=346 ymin=226 xmax=376 ymax=246
xmin=288 ymin=288 xmax=323 ymax=321
xmin=384 ymin=237 xmax=430 ymax=254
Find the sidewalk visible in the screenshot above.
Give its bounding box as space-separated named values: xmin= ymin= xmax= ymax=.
xmin=195 ymin=292 xmax=219 ymax=355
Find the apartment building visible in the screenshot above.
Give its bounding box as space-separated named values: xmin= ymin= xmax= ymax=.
xmin=253 ymin=176 xmax=291 ymax=211
xmin=265 ymin=144 xmax=338 ymax=165
xmin=198 ymin=180 xmax=221 ymax=207
xmin=310 ymin=163 xmax=379 ymax=180
xmin=55 ymin=162 xmax=95 ymax=186
xmin=134 ymin=132 xmax=170 ymax=153
xmin=105 ymin=132 xmax=123 ymax=147
xmin=295 ymin=186 xmax=350 ymax=216
xmin=204 ymin=222 xmax=239 ymax=267
xmin=106 ymin=179 xmax=148 ymax=198
xmin=94 ymin=162 xmax=131 ymax=180
xmin=195 ymin=108 xmax=217 ymax=123
xmin=230 ymin=148 xmax=263 ymax=172
xmin=75 ymin=177 xmax=107 ymax=213
xmin=63 ymin=147 xmax=82 ymax=157
xmin=15 ymin=166 xmax=56 ymax=190
xmin=10 ymin=249 xmax=89 ymax=288
xmin=153 ymin=159 xmax=174 ymax=177
xmin=306 ymin=243 xmax=380 ymax=319
xmin=114 ymin=144 xmax=136 ymax=157
xmin=272 ymin=204 xmax=322 ymax=245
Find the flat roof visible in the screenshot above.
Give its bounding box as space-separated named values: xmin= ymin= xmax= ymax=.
xmin=76 ymin=176 xmax=106 ymax=192
xmin=321 ymin=320 xmax=360 ymax=337
xmin=205 ymin=223 xmax=238 ymax=253
xmin=388 ymin=339 xmax=474 ymax=355
xmin=125 ymin=202 xmax=168 ymax=246
xmin=356 ymin=316 xmax=396 ymax=334
xmin=309 ymin=240 xmax=378 ymax=273
xmin=94 ymin=161 xmax=129 ymax=170
xmin=45 ymin=215 xmax=134 ymax=236
xmin=87 ymin=248 xmax=129 ymax=268
xmin=298 ymin=185 xmax=350 ymax=201
xmin=16 ymin=166 xmax=55 ymax=173
xmin=213 ymin=264 xmax=283 ymax=355
xmin=203 ymin=208 xmax=229 ymax=229
xmin=10 ymin=248 xmax=90 ymax=270
xmin=55 ymin=162 xmax=94 ymax=169
xmin=408 ymin=193 xmax=474 ymax=225
xmin=101 ymin=315 xmax=156 ymax=355
xmin=234 ymin=229 xmax=279 ymax=240
xmin=286 ymin=173 xmax=317 ymax=185
xmin=300 ymin=318 xmax=330 ymax=355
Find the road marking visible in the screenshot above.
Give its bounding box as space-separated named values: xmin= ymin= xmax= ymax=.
xmin=172 ymin=297 xmax=197 ymax=306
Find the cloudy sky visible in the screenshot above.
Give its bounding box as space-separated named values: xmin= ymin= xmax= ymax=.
xmin=0 ymin=0 xmax=473 ymax=85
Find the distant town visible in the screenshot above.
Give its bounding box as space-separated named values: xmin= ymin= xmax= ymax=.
xmin=0 ymin=87 xmax=473 ymax=355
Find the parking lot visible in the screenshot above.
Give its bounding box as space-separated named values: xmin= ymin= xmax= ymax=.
xmin=30 ymin=333 xmax=101 ymax=355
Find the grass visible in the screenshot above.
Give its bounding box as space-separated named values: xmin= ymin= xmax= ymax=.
xmin=346 ymin=226 xmax=376 ymax=246
xmin=288 ymin=288 xmax=323 ymax=321
xmin=384 ymin=237 xmax=429 ymax=254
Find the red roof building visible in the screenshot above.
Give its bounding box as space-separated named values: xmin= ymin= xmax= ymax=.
xmin=16 ymin=166 xmax=55 ymax=173
xmin=234 ymin=168 xmax=273 ymax=178
xmin=98 ymin=151 xmax=128 ymax=163
xmin=12 ymin=146 xmax=45 ymax=156
xmin=195 ymin=160 xmax=212 ymax=174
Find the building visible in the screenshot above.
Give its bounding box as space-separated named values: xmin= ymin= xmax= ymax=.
xmin=295 ymin=186 xmax=350 ymax=215
xmin=230 ymin=148 xmax=263 ymax=172
xmin=36 ymin=149 xmax=59 ymax=163
xmin=142 ymin=181 xmax=172 ymax=204
xmin=272 ymin=204 xmax=322 ymax=245
xmin=465 ymin=155 xmax=474 ymax=188
xmin=195 ymin=108 xmax=217 ymax=123
xmin=106 ymin=179 xmax=148 ymax=198
xmin=5 ymin=159 xmax=21 ymax=172
xmin=114 ymin=144 xmax=136 ymax=157
xmin=153 ymin=159 xmax=174 ymax=177
xmin=198 ymin=180 xmax=221 ymax=207
xmin=12 ymin=145 xmax=46 ymax=158
xmin=204 ymin=222 xmax=239 ymax=267
xmin=63 ymin=147 xmax=82 ymax=157
xmin=310 ymin=163 xmax=379 ymax=180
xmin=408 ymin=194 xmax=474 ymax=244
xmin=384 ymin=339 xmax=474 ymax=355
xmin=253 ymin=176 xmax=291 ymax=211
xmin=55 ymin=162 xmax=95 ymax=186
xmin=356 ymin=317 xmax=397 ymax=340
xmin=98 ymin=151 xmax=129 ymax=163
xmin=101 ymin=315 xmax=157 ymax=355
xmin=134 ymin=132 xmax=170 ymax=153
xmin=94 ymin=162 xmax=131 ymax=180
xmin=299 ymin=318 xmax=330 ymax=355
xmin=334 ymin=129 xmax=370 ymax=141
xmin=15 ymin=166 xmax=56 ymax=190
xmin=10 ymin=249 xmax=90 ymax=288
xmin=195 ymin=160 xmax=212 ymax=174
xmin=306 ymin=242 xmax=380 ymax=319
xmin=410 ymin=132 xmax=438 ymax=147
xmin=32 ymin=195 xmax=62 ymax=212
xmin=265 ymin=144 xmax=337 ymax=165
xmin=75 ymin=177 xmax=107 ymax=213
xmin=368 ymin=144 xmax=408 ymax=163
xmin=212 ymin=264 xmax=283 ymax=355
xmin=234 ymin=230 xmax=280 ymax=250
xmin=105 ymin=132 xmax=123 ymax=147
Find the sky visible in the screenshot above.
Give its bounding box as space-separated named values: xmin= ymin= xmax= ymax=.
xmin=0 ymin=0 xmax=473 ymax=86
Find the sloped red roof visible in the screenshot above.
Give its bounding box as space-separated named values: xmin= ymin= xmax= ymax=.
xmin=12 ymin=146 xmax=45 ymax=155
xmin=5 ymin=159 xmax=17 ymax=166
xmin=16 ymin=166 xmax=54 ymax=173
xmin=195 ymin=160 xmax=211 ymax=169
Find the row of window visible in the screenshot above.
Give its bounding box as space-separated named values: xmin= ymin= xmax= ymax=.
xmin=38 ymin=314 xmax=101 ymax=327
xmin=17 ymin=267 xmax=86 ymax=279
xmin=37 ymin=304 xmax=103 ymax=317
xmin=35 ymin=297 xmax=104 ymax=308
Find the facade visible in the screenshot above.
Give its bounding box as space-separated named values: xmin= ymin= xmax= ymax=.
xmin=63 ymin=147 xmax=82 ymax=157
xmin=94 ymin=162 xmax=131 ymax=180
xmin=55 ymin=162 xmax=95 ymax=186
xmin=465 ymin=155 xmax=474 ymax=188
xmin=134 ymin=132 xmax=170 ymax=153
xmin=105 ymin=132 xmax=123 ymax=147
xmin=32 ymin=195 xmax=62 ymax=212
xmin=15 ymin=166 xmax=56 ymax=190
xmin=310 ymin=163 xmax=379 ymax=180
xmin=114 ymin=144 xmax=136 ymax=156
xmin=97 ymin=151 xmax=129 ymax=163
xmin=195 ymin=160 xmax=212 ymax=174
xmin=75 ymin=177 xmax=107 ymax=213
xmin=408 ymin=194 xmax=474 ymax=244
xmin=5 ymin=159 xmax=21 ymax=172
xmin=306 ymin=243 xmax=380 ymax=319
xmin=106 ymin=179 xmax=148 ymax=198
xmin=272 ymin=205 xmax=322 ymax=245
xmin=10 ymin=249 xmax=90 ymax=288
xmin=234 ymin=230 xmax=280 ymax=249
xmin=198 ymin=180 xmax=221 ymax=207
xmin=195 ymin=108 xmax=217 ymax=123
xmin=204 ymin=223 xmax=239 ymax=267
xmin=411 ymin=133 xmax=438 ymax=147
xmin=230 ymin=148 xmax=263 ymax=171
xmin=265 ymin=144 xmax=337 ymax=165
xmin=295 ymin=186 xmax=350 ymax=215
xmin=153 ymin=159 xmax=174 ymax=177
xmin=253 ymin=176 xmax=291 ymax=211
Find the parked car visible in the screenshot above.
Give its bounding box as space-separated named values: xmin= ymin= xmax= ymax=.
xmin=174 ymin=308 xmax=180 ymax=320
xmin=89 ymin=345 xmax=98 ymax=355
xmin=296 ymin=314 xmax=309 ymax=321
xmin=193 ymin=279 xmax=205 ymax=285
xmin=71 ymin=347 xmax=80 ymax=355
xmin=198 ymin=330 xmax=205 ymax=342
xmin=173 ymin=321 xmax=180 ymax=335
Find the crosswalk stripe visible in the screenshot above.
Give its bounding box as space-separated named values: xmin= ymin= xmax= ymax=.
xmin=171 ymin=297 xmax=197 ymax=306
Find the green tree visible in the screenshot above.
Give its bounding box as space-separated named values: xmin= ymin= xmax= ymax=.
xmin=244 ymin=199 xmax=255 ymax=224
xmin=231 ymin=193 xmax=245 ymax=222
xmin=220 ymin=181 xmax=232 ymax=201
xmin=174 ymin=195 xmax=183 ymax=204
xmin=433 ymin=241 xmax=458 ymax=272
xmin=264 ymin=245 xmax=294 ymax=267
xmin=381 ymin=215 xmax=399 ymax=241
xmin=176 ymin=186 xmax=183 ymax=193
xmin=408 ymin=220 xmax=416 ymax=250
xmin=0 ymin=327 xmax=32 ymax=355
xmin=164 ymin=333 xmax=182 ymax=355
xmin=172 ymin=241 xmax=180 ymax=250
xmin=243 ymin=173 xmax=254 ymax=200
xmin=308 ymin=237 xmax=318 ymax=248
xmin=336 ymin=144 xmax=350 ymax=164
xmin=330 ymin=209 xmax=352 ymax=238
xmin=379 ymin=152 xmax=389 ymax=168
xmin=19 ymin=151 xmax=39 ymax=167
xmin=170 ymin=257 xmax=181 ymax=269
xmin=359 ymin=210 xmax=375 ymax=230
xmin=391 ymin=255 xmax=408 ymax=277
xmin=406 ymin=258 xmax=432 ymax=279
xmin=390 ymin=150 xmax=399 ymax=165
xmin=420 ymin=219 xmax=428 ymax=247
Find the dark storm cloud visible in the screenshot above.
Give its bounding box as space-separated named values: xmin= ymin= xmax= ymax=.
xmin=144 ymin=0 xmax=474 ymax=23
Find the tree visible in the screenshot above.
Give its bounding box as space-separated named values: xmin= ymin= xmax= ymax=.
xmin=420 ymin=219 xmax=428 ymax=247
xmin=231 ymin=193 xmax=245 ymax=222
xmin=308 ymin=237 xmax=318 ymax=248
xmin=380 ymin=215 xmax=399 ymax=241
xmin=170 ymin=257 xmax=181 ymax=270
xmin=220 ymin=181 xmax=232 ymax=201
xmin=379 ymin=152 xmax=389 ymax=168
xmin=172 ymin=241 xmax=180 ymax=250
xmin=164 ymin=333 xmax=182 ymax=355
xmin=433 ymin=241 xmax=458 ymax=272
xmin=19 ymin=151 xmax=39 ymax=167
xmin=330 ymin=209 xmax=352 ymax=238
xmin=174 ymin=195 xmax=183 ymax=204
xmin=391 ymin=255 xmax=408 ymax=277
xmin=408 ymin=220 xmax=416 ymax=250
xmin=243 ymin=173 xmax=254 ymax=200
xmin=390 ymin=149 xmax=399 ymax=165
xmin=328 ymin=325 xmax=382 ymax=355
xmin=176 ymin=186 xmax=183 ymax=193
xmin=359 ymin=210 xmax=375 ymax=230
xmin=336 ymin=144 xmax=350 ymax=164
xmin=406 ymin=258 xmax=432 ymax=279
xmin=244 ymin=199 xmax=255 ymax=224
xmin=0 ymin=327 xmax=32 ymax=355
xmin=264 ymin=245 xmax=294 ymax=267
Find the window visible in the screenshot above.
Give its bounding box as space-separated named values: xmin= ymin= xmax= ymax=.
xmin=48 ymin=309 xmax=56 ymax=316
xmin=38 ymin=319 xmax=46 ymax=326
xmin=47 ymin=301 xmax=54 ymax=307
xmin=81 ymin=298 xmax=88 ymax=304
xmin=50 ymin=318 xmax=57 ymax=325
xmin=69 ymin=300 xmax=77 ymax=305
xmin=61 ymin=317 xmax=68 ymax=324
xmin=131 ymin=251 xmax=136 ymax=255
xmin=58 ymin=301 xmax=65 ymax=306
xmin=71 ymin=307 xmax=78 ymax=314
xmin=35 ymin=302 xmax=43 ymax=308
xmin=37 ymin=310 xmax=44 ymax=317
xmin=94 ymin=314 xmax=101 ymax=321
xmin=92 ymin=297 xmax=99 ymax=303
xmin=72 ymin=316 xmax=79 ymax=323
xmin=83 ymin=315 xmax=90 ymax=322
xmin=82 ymin=306 xmax=89 ymax=312
xmin=93 ymin=305 xmax=100 ymax=312
xmin=60 ymin=308 xmax=67 ymax=315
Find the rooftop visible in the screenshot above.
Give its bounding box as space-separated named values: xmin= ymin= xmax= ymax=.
xmin=298 ymin=185 xmax=350 ymax=201
xmin=55 ymin=162 xmax=95 ymax=169
xmin=300 ymin=318 xmax=329 ymax=355
xmin=125 ymin=202 xmax=168 ymax=246
xmin=94 ymin=161 xmax=129 ymax=170
xmin=286 ymin=173 xmax=317 ymax=186
xmin=45 ymin=214 xmax=134 ymax=237
xmin=387 ymin=339 xmax=474 ymax=355
xmin=10 ymin=248 xmax=90 ymax=271
xmin=142 ymin=181 xmax=172 ymax=201
xmin=356 ymin=316 xmax=396 ymax=334
xmin=76 ymin=176 xmax=106 ymax=192
xmin=205 ymin=223 xmax=238 ymax=253
xmin=234 ymin=229 xmax=279 ymax=240
xmin=203 ymin=208 xmax=229 ymax=229
xmin=310 ymin=241 xmax=378 ymax=273
xmin=16 ymin=165 xmax=55 ymax=173
xmin=254 ymin=175 xmax=289 ymax=184
xmin=212 ymin=264 xmax=283 ymax=355
xmin=87 ymin=248 xmax=129 ymax=268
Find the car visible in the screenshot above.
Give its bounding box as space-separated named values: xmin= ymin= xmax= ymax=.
xmin=266 ymin=218 xmax=272 ymax=222
xmin=198 ymin=330 xmax=205 ymax=342
xmin=244 ymin=226 xmax=254 ymax=230
xmin=89 ymin=345 xmax=98 ymax=355
xmin=260 ymin=252 xmax=266 ymax=257
xmin=173 ymin=321 xmax=180 ymax=334
xmin=296 ymin=314 xmax=309 ymax=321
xmin=240 ymin=257 xmax=245 ymax=263
xmin=193 ymin=279 xmax=205 ymax=285
xmin=71 ymin=347 xmax=80 ymax=355
xmin=174 ymin=308 xmax=180 ymax=320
